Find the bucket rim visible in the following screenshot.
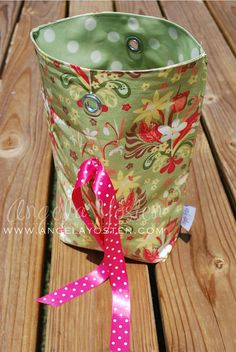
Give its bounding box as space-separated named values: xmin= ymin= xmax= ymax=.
xmin=30 ymin=11 xmax=207 ymax=74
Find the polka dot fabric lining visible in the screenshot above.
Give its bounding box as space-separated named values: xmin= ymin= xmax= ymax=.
xmin=31 ymin=12 xmax=205 ymax=71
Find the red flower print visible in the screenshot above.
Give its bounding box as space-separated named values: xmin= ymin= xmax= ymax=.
xmin=191 ymin=66 xmax=197 ymax=75
xmin=173 ymin=108 xmax=200 ymax=148
xmin=171 ymin=91 xmax=189 ymax=113
xmin=49 ymin=107 xmax=55 ymax=125
xmin=176 ymin=63 xmax=195 ymax=74
xmin=53 ymin=60 xmax=61 ymax=68
xmin=138 ymin=121 xmax=162 ymax=143
xmin=107 ymin=168 xmax=116 ymax=176
xmin=118 ymin=191 xmax=135 ymax=216
xmin=176 ymin=65 xmax=188 ymax=74
xmin=70 ymin=64 xmax=89 ymax=84
xmin=163 ymin=178 xmax=173 ymax=187
xmin=102 ymin=104 xmax=108 ymax=112
xmin=160 ymin=82 xmax=168 ymax=90
xmin=143 ymin=248 xmax=159 ymax=263
xmin=126 ymin=235 xmax=134 ymax=241
xmin=164 ymin=219 xmax=178 ymax=236
xmin=122 ymin=103 xmax=131 ymax=111
xmin=126 ymin=163 xmax=133 ymax=169
xmin=49 ymin=132 xmax=58 ymax=149
xmin=77 ymin=99 xmax=83 ymax=107
xmin=70 ymin=150 xmax=78 ymax=162
xmin=160 ymin=156 xmax=183 ymax=174
xmin=170 ymin=227 xmax=180 ymax=246
xmin=50 ymin=106 xmax=55 ymax=115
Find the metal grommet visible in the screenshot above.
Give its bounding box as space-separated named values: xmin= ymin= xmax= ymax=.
xmin=126 ymin=36 xmax=143 ymax=53
xmin=82 ymin=93 xmax=102 ymax=117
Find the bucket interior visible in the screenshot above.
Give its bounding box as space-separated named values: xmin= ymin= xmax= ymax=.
xmin=31 ymin=12 xmax=205 ymax=71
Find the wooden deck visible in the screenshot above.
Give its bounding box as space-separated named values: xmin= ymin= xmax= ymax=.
xmin=0 ymin=1 xmax=235 ymax=351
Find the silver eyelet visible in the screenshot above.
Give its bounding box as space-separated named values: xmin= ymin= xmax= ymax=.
xmin=126 ymin=36 xmax=143 ymax=53
xmin=82 ymin=93 xmax=102 ymax=117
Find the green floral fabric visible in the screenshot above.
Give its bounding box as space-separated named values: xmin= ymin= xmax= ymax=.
xmin=31 ymin=12 xmax=208 ymax=263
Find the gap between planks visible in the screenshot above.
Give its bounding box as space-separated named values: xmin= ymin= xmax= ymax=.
xmin=205 ymin=1 xmax=236 ymax=56
xmin=0 ymin=1 xmax=23 ymax=76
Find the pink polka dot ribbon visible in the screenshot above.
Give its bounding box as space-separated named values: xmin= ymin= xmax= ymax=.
xmin=37 ymin=157 xmax=131 ymax=352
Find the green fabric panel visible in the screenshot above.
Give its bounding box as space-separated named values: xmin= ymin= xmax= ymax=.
xmin=30 ymin=12 xmax=208 ymax=263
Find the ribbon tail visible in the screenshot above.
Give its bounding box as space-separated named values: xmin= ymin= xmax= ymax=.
xmin=37 ymin=260 xmax=109 ymax=307
xmin=37 ymin=158 xmax=132 ymax=351
xmin=108 ymin=261 xmax=131 ymax=352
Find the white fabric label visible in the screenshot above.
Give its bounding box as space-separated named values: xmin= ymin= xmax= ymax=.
xmin=181 ymin=205 xmax=196 ymax=232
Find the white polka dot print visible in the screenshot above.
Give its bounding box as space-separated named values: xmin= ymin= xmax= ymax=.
xmin=37 ymin=158 xmax=131 ymax=350
xmin=178 ymin=53 xmax=184 ymax=62
xmin=107 ymin=31 xmax=120 ymax=42
xmin=168 ymin=27 xmax=178 ymax=40
xmin=43 ymin=28 xmax=55 ymax=43
xmin=90 ymin=50 xmax=102 ymax=63
xmin=128 ymin=17 xmax=139 ymax=30
xmin=84 ymin=17 xmax=97 ymax=31
xmin=191 ymin=47 xmax=199 ymax=59
xmin=148 ymin=38 xmax=160 ymax=49
xmin=67 ymin=40 xmax=79 ymax=53
xmin=167 ymin=59 xmax=174 ymax=66
xmin=111 ymin=61 xmax=123 ymax=70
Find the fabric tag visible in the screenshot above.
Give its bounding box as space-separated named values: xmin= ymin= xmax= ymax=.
xmin=181 ymin=205 xmax=196 ymax=232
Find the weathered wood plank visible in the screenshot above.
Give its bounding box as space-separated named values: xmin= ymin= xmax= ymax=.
xmin=160 ymin=0 xmax=236 ymax=209
xmin=45 ymin=1 xmax=159 ymax=351
xmin=70 ymin=0 xmax=114 ymax=14
xmin=0 ymin=1 xmax=22 ymax=72
xmin=206 ymin=1 xmax=236 ymax=55
xmin=46 ymin=234 xmax=158 ymax=351
xmin=142 ymin=2 xmax=236 ymax=350
xmin=114 ymin=0 xmax=236 ymax=350
xmin=156 ymin=126 xmax=236 ymax=351
xmin=0 ymin=1 xmax=66 ymax=351
xmin=115 ymin=0 xmax=162 ymax=16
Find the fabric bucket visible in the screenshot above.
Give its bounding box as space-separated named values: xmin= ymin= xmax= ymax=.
xmin=31 ymin=12 xmax=208 ymax=352
xmin=30 ymin=12 xmax=208 ymax=264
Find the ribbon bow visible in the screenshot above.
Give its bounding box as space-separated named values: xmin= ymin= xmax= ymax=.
xmin=37 ymin=158 xmax=131 ymax=352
